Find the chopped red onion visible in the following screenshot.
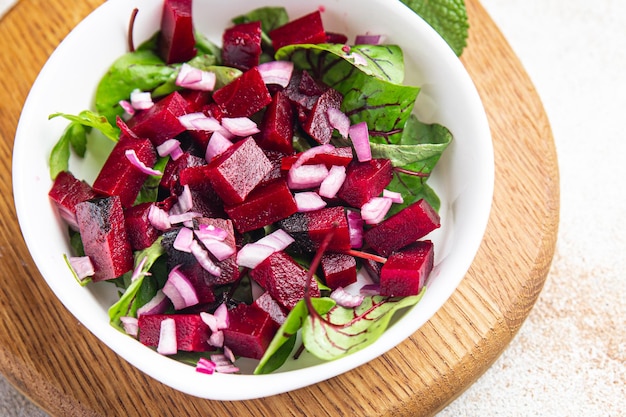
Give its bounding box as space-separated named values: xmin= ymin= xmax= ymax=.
xmin=292 ymin=143 xmax=336 ymax=169
xmin=354 ymin=34 xmax=385 ymax=45
xmin=205 ymin=131 xmax=233 ymax=161
xmin=257 ymin=60 xmax=294 ymax=87
xmin=171 ymin=184 xmax=193 ymax=215
xmin=347 ymin=210 xmax=364 ymax=248
xmin=236 ymin=243 xmax=275 ymax=269
xmin=120 ymin=316 xmax=139 ymax=337
xmin=287 ymin=163 xmax=329 ymax=190
xmin=382 ymin=189 xmax=404 ymax=204
xmin=345 ymin=52 xmax=368 ymax=66
xmin=129 ymin=255 xmax=149 ymax=282
xmin=200 ymin=303 xmax=230 ymax=332
xmin=119 ymin=99 xmax=135 ymax=116
xmin=258 ymin=229 xmax=295 ymax=251
xmin=125 ymin=149 xmax=163 ymax=176
xmin=168 ymin=211 xmax=202 ymax=225
xmin=148 ymin=204 xmax=171 ymax=231
xmin=330 ymin=286 xmax=364 ymax=308
xmin=294 ymin=191 xmax=327 ymax=212
xmin=68 ymin=256 xmax=95 ymax=281
xmin=349 ymin=122 xmax=372 ymax=162
xmin=196 ymin=357 xmax=216 ymax=375
xmin=178 ymin=112 xmax=222 ymax=131
xmin=209 ymin=330 xmax=224 ymax=348
xmin=327 ymin=108 xmax=350 ymax=138
xmin=319 ymin=165 xmax=346 ymax=198
xmin=223 ymin=345 xmax=236 ymax=363
xmin=196 ymin=224 xmax=228 ymax=240
xmin=215 ymin=364 xmax=240 ymax=374
xmin=195 ymin=234 xmax=235 ymax=261
xmin=175 ymin=63 xmax=216 ymax=91
xmin=136 ymin=290 xmax=170 ymax=316
xmin=173 ymin=227 xmax=194 ymax=252
xmin=163 ymin=265 xmax=200 ymax=310
xmin=157 ymin=318 xmax=177 ymax=355
xmin=190 ymin=240 xmax=222 ymax=276
xmin=361 ymin=197 xmax=393 ymax=224
xmin=360 ymin=283 xmax=381 ymax=296
xmin=221 ymin=117 xmax=260 ymax=137
xmin=130 ymin=89 xmax=154 ymax=110
xmin=156 ymin=138 xmax=183 ymax=161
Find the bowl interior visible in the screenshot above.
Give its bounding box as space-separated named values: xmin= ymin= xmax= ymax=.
xmin=12 ymin=0 xmax=493 ymax=400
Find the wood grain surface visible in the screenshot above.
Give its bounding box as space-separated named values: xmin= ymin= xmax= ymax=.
xmin=0 ymin=0 xmax=559 ymax=416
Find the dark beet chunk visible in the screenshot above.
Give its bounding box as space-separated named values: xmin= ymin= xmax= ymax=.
xmin=223 ymin=303 xmax=279 ymax=360
xmin=320 ymin=252 xmax=357 ymax=290
xmin=75 ymin=196 xmax=133 ymax=281
xmin=222 ymin=21 xmax=262 ymax=71
xmin=278 ymin=206 xmax=351 ymax=253
xmin=250 ymin=251 xmax=320 ymax=311
xmin=178 ymin=165 xmax=225 ymax=218
xmin=48 ymin=171 xmax=99 ymax=230
xmin=158 ymin=0 xmax=196 ymax=64
xmin=159 ymin=152 xmax=206 ymax=193
xmin=126 ymin=91 xmax=191 ymax=146
xmin=225 ymin=179 xmax=297 ymax=233
xmin=336 ymin=159 xmax=393 ymax=208
xmin=124 ymin=202 xmax=160 ymax=250
xmin=92 ymin=135 xmax=157 ymax=208
xmin=325 ymin=32 xmax=348 ymax=44
xmin=379 ymin=240 xmax=434 ymax=296
xmin=207 ymin=137 xmax=273 ymax=205
xmin=364 ymin=199 xmax=440 ymax=257
xmin=302 ymin=87 xmax=343 ymax=145
xmin=269 ymin=10 xmax=327 ymax=51
xmin=257 ymin=90 xmax=295 ymax=154
xmin=138 ymin=314 xmax=212 ymax=352
xmin=212 ymin=67 xmax=272 ymax=118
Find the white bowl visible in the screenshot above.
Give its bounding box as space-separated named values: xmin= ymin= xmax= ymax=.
xmin=12 ymin=0 xmax=493 ymax=400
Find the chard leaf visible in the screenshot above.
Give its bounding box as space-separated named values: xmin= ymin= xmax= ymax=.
xmin=254 ymin=297 xmax=336 ymax=375
xmin=108 ymin=237 xmax=165 ymax=330
xmin=276 ymin=44 xmax=419 ymax=143
xmin=387 ymin=176 xmax=440 ymax=216
xmin=302 ymin=290 xmax=426 ymax=361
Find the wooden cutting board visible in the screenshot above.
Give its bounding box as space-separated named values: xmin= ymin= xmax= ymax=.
xmin=0 ymin=0 xmax=559 ymax=416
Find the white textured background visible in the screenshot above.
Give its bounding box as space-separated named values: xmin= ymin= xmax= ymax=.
xmin=1 ymin=0 xmax=625 ymax=415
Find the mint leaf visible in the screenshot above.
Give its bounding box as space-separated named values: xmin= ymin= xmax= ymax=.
xmin=400 ymin=0 xmax=469 ymax=56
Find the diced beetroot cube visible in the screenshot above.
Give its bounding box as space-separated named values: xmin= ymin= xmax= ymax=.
xmin=250 ymin=251 xmax=320 ymax=311
xmin=178 ymin=89 xmax=212 ymax=112
xmin=75 ymin=196 xmax=133 ymax=281
xmin=320 ymin=252 xmax=357 ymax=290
xmin=174 ymin=263 xmax=218 ymax=304
xmin=222 ymin=21 xmax=262 ymax=71
xmin=337 ymin=159 xmax=393 ymax=208
xmin=207 ymin=137 xmax=273 ymax=205
xmin=282 ymin=70 xmax=327 ymax=123
xmin=48 ymin=171 xmax=99 ymax=230
xmin=138 ymin=314 xmax=211 ymax=352
xmin=257 ymin=90 xmax=295 ymax=154
xmin=364 ymin=199 xmax=440 ymax=257
xmin=212 ymin=67 xmax=272 ymax=118
xmin=325 ymin=32 xmax=348 ymax=44
xmin=302 ymin=87 xmax=343 ymax=145
xmin=269 ymin=11 xmax=327 ymax=51
xmin=178 ymin=165 xmax=225 ymax=218
xmin=278 ymin=206 xmax=351 ymax=253
xmin=195 ymin=217 xmax=240 ymax=286
xmin=126 ymin=91 xmax=191 ymax=146
xmin=259 ymin=149 xmax=288 ymax=187
xmin=253 ymin=291 xmax=288 ymax=326
xmin=280 ymin=147 xmax=353 ymax=171
xmin=224 ymin=179 xmax=297 ymax=233
xmin=159 ymin=152 xmax=206 ymax=192
xmin=379 ymin=240 xmax=434 ymax=297
xmin=157 ymin=0 xmax=196 ymax=64
xmin=223 ymin=303 xmax=279 ymax=360
xmin=124 ymin=202 xmax=160 ymax=250
xmin=92 ymin=135 xmax=157 ymax=208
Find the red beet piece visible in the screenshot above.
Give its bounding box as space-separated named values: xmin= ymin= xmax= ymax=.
xmin=379 ymin=240 xmax=434 ymax=297
xmin=302 ymin=87 xmax=343 ymax=145
xmin=278 ymin=206 xmax=351 ymax=253
xmin=364 ymin=198 xmax=441 ymax=257
xmin=126 ymin=91 xmax=191 ymax=146
xmin=212 ymin=67 xmax=272 ymax=118
xmin=159 ymin=151 xmax=206 ymax=193
xmin=75 ymin=196 xmax=133 ymax=281
xmin=250 ymin=251 xmax=320 ymax=311
xmin=92 ymin=135 xmax=157 ymax=208
xmin=48 ymin=171 xmax=99 ymax=230
xmin=280 ymin=146 xmax=353 ymax=171
xmin=320 ymin=252 xmax=357 ymax=290
xmin=178 ymin=165 xmax=225 ymax=218
xmin=269 ymin=10 xmax=327 ymax=51
xmin=124 ymin=202 xmax=160 ymax=250
xmin=257 ymin=90 xmax=295 ymax=154
xmin=223 ymin=303 xmax=279 ymax=360
xmin=336 ymin=159 xmax=393 ymax=208
xmin=195 ymin=217 xmax=240 ymax=286
xmin=283 ymin=70 xmax=327 ymax=123
xmin=259 ymin=149 xmax=288 ymax=187
xmin=224 ymin=179 xmax=297 ymax=233
xmin=206 ymin=137 xmax=273 ymax=205
xmin=253 ymin=291 xmax=289 ymax=326
xmin=222 ymin=21 xmax=262 ymax=71
xmin=157 ymin=0 xmax=196 ymax=64
xmin=325 ymin=32 xmax=348 ymax=44
xmin=138 ymin=314 xmax=211 ymax=352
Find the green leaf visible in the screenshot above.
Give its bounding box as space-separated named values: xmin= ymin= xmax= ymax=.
xmin=48 ymin=132 xmax=70 ymax=180
xmin=49 ymin=110 xmax=119 ymax=142
xmin=302 ymin=290 xmax=426 ymax=361
xmin=254 ymin=298 xmax=336 ymax=375
xmin=134 ymin=156 xmax=168 ymax=205
xmin=399 ymin=0 xmax=469 ymax=56
xmin=108 ymin=238 xmax=165 ymax=330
